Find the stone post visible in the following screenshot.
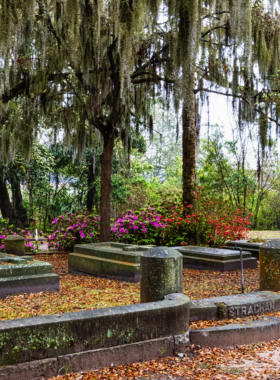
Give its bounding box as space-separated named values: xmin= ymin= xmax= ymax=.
xmin=260 ymin=240 xmax=280 ymax=291
xmin=140 ymin=246 xmax=183 ymax=303
xmin=4 ymin=235 xmax=26 ymax=256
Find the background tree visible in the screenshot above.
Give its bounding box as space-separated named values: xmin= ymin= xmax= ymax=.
xmin=2 ymin=0 xmax=280 ymax=238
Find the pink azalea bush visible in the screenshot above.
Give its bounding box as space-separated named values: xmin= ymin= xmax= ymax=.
xmin=111 ymin=209 xmax=166 ymax=245
xmin=47 ymin=211 xmax=100 ymax=251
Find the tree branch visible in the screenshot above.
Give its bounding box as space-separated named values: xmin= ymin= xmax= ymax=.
xmin=201 ymin=22 xmax=229 ymax=38
xmin=132 ymin=75 xmax=174 ymax=85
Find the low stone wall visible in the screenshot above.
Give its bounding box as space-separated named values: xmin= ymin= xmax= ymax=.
xmin=0 ymin=293 xmax=189 ymax=367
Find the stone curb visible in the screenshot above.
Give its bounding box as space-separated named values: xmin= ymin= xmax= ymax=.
xmin=190 ymin=316 xmax=280 ymax=347
xmin=190 ymin=291 xmax=280 ymax=321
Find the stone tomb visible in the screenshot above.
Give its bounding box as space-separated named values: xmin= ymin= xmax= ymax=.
xmin=0 ymin=252 xmax=59 ymax=298
xmin=173 ymin=245 xmax=258 ymax=271
xmin=69 ymin=242 xmax=155 ymax=282
xmin=224 ymin=239 xmax=280 ymax=260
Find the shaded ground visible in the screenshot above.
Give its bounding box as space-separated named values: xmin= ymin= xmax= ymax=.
xmin=0 ymin=253 xmax=259 ymax=321
xmin=51 ymin=340 xmax=280 ymax=379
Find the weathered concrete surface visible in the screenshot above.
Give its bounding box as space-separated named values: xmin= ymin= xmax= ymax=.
xmin=69 ymin=252 xmax=140 ymax=282
xmin=73 ymin=243 xmax=142 ymax=262
xmin=260 ymin=240 xmax=280 ymax=291
xmin=0 ymin=252 xmax=33 ymax=264
xmin=4 ymin=235 xmax=25 ymax=256
xmin=58 ymin=336 xmax=175 ymax=375
xmin=190 ymin=291 xmax=280 ymax=321
xmin=0 ymin=253 xmax=59 ymax=298
xmin=140 ymin=247 xmax=183 ymax=303
xmin=0 ymin=260 xmax=52 ymax=278
xmin=225 ymin=239 xmax=280 ymax=260
xmin=0 ymin=273 xmax=60 ymax=298
xmin=0 ymin=336 xmax=176 ymax=380
xmin=225 ymin=239 xmax=262 ymax=257
xmin=69 ymin=243 xmax=155 ymax=282
xmin=0 ymin=358 xmax=58 ymax=380
xmin=0 ymin=293 xmax=189 ymax=366
xmin=190 ymin=316 xmax=280 ymax=347
xmin=173 ymin=246 xmax=257 ymax=271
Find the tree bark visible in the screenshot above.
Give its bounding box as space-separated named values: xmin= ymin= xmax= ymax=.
xmin=0 ymin=167 xmax=13 ymax=221
xmin=99 ymin=126 xmax=114 ymax=242
xmin=180 ymin=1 xmax=200 ymax=210
xmin=9 ymin=167 xmax=28 ymax=227
xmin=86 ymin=152 xmax=96 ymax=211
xmin=182 ymin=92 xmax=196 ymax=207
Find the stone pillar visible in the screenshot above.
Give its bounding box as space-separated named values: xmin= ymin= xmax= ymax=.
xmin=4 ymin=235 xmax=26 ymax=256
xmin=260 ymin=240 xmax=280 ymax=291
xmin=140 ymin=246 xmax=183 ymax=303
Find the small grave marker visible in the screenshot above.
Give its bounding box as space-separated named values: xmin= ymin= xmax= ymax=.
xmin=4 ymin=235 xmax=25 ymax=256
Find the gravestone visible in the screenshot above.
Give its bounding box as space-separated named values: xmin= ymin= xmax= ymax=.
xmin=4 ymin=235 xmax=25 ymax=256
xmin=173 ymin=245 xmax=257 ymax=271
xmin=140 ymin=246 xmax=183 ymax=303
xmin=0 ymin=252 xmax=59 ymax=298
xmin=260 ymin=240 xmax=280 ymax=291
xmin=69 ymin=242 xmax=156 ymax=282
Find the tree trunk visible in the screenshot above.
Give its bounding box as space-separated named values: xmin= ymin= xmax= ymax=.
xmin=180 ymin=1 xmax=200 ymax=209
xmin=0 ymin=167 xmax=13 ymax=221
xmin=86 ymin=152 xmax=96 ymax=211
xmin=182 ymin=94 xmax=196 ymax=207
xmin=9 ymin=168 xmax=28 ymax=227
xmin=100 ymin=126 xmax=114 ymax=242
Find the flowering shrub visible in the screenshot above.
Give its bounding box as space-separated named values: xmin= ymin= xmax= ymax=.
xmin=47 ymin=189 xmax=252 ymax=251
xmin=111 ymin=210 xmax=166 ymax=245
xmin=0 ymin=228 xmax=39 ymax=252
xmin=47 ymin=211 xmax=100 ymax=251
xmin=157 ymin=190 xmax=251 ymax=247
xmin=111 ymin=189 xmax=252 ymax=248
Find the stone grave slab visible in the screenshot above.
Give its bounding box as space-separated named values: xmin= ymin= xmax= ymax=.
xmin=224 ymin=239 xmax=280 ymax=259
xmin=190 ymin=291 xmax=280 ymax=321
xmin=69 ymin=242 xmax=155 ymax=282
xmin=0 ymin=252 xmax=59 ymax=298
xmin=173 ymin=245 xmax=258 ymax=271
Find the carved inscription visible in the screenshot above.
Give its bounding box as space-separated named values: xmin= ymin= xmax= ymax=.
xmin=228 ymin=300 xmax=274 ymax=318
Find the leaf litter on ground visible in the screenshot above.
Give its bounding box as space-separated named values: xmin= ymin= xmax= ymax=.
xmin=50 ymin=339 xmax=280 ymax=379
xmin=0 ymin=253 xmax=260 ymax=321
